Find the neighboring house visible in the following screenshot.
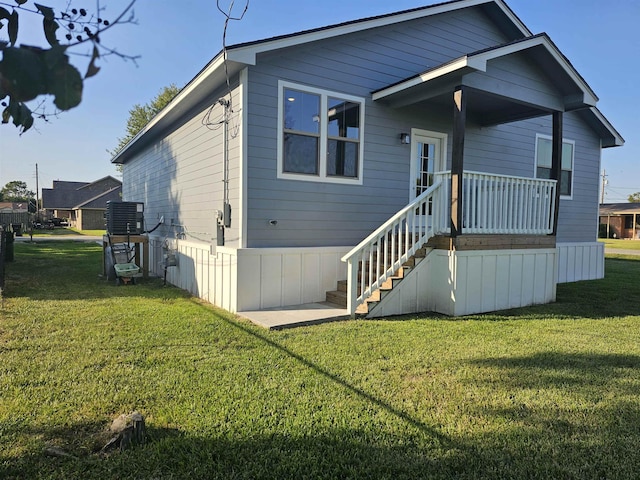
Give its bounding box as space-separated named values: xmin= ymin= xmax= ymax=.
xmin=113 ymin=0 xmax=623 ymax=318
xmin=0 ymin=202 xmax=30 ymax=229
xmin=600 ymin=204 xmax=640 ymax=240
xmin=41 ymin=176 xmax=121 ymax=230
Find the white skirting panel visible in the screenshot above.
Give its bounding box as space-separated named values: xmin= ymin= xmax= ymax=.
xmin=146 ymin=240 xmax=349 ymax=313
xmin=556 ymin=242 xmax=604 ymax=283
xmin=148 ymin=237 xmax=238 ymax=312
xmin=367 ymin=248 xmax=557 ymax=318
xmin=236 ymin=247 xmax=350 ymax=311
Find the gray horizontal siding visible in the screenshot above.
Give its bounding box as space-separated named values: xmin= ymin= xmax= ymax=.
xmin=246 ymin=7 xmax=512 ymax=247
xmin=123 ymin=82 xmax=243 ymax=248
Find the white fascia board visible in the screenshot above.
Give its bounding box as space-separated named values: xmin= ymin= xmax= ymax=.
xmin=493 ymin=0 xmax=532 ymax=36
xmin=590 ymin=107 xmax=625 ymax=147
xmin=470 ymin=36 xmax=599 ymax=106
xmin=372 ymin=57 xmax=479 ymax=101
xmin=112 ymin=53 xmax=229 ymax=163
xmin=227 ymin=0 xmax=530 ymax=65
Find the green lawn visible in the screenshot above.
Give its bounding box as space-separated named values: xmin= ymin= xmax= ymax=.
xmin=29 ymin=227 xmax=106 ymax=237
xmin=600 ymin=238 xmax=640 ymax=250
xmin=1 ymin=242 xmax=639 ymax=479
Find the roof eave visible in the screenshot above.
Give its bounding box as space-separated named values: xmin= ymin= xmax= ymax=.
xmin=112 ymin=53 xmax=246 ymax=164
xmin=112 ymin=0 xmax=532 ymax=164
xmin=229 ymin=0 xmax=531 ymax=65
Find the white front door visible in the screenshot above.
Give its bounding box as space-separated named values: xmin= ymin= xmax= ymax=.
xmin=409 ymin=129 xmax=447 ymax=217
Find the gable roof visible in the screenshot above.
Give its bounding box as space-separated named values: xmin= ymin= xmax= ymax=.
xmin=577 ymin=108 xmax=624 ymax=148
xmin=0 ymin=202 xmax=28 ymax=212
xmin=225 ymin=0 xmax=530 ymax=65
xmin=42 ymin=177 xmax=122 ymax=210
xmin=74 ymin=185 xmax=122 ymax=209
xmin=77 ymin=175 xmax=121 ymax=191
xmin=111 ymin=0 xmax=622 ymax=164
xmin=373 ymin=33 xmax=598 ymax=109
xmin=600 ymin=203 xmax=640 ymax=215
xmin=112 ymin=0 xmax=529 ymax=164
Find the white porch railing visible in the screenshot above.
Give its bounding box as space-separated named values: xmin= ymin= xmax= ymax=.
xmin=341 ymin=180 xmax=447 ymax=315
xmin=341 ymin=171 xmax=557 ymax=316
xmin=438 ymin=171 xmax=557 ymax=235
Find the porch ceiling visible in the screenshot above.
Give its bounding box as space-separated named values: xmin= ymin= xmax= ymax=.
xmin=372 ymin=33 xmax=598 ymax=127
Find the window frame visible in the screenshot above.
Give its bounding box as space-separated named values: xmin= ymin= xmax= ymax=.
xmin=277 ymin=80 xmax=365 ymax=185
xmin=534 ymin=133 xmax=575 ymax=200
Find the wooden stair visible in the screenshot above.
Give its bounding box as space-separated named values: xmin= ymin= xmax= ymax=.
xmin=325 ymin=247 xmax=428 ymax=314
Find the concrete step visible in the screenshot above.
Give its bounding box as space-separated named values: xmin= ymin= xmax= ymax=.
xmin=326 ymin=289 xmax=347 ymax=308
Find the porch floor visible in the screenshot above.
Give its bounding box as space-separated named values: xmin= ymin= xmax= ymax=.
xmin=238 ymin=302 xmax=350 ymax=330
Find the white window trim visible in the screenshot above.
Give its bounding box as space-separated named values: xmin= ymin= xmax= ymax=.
xmin=534 ymin=133 xmax=575 ymax=200
xmin=277 ymin=80 xmax=365 ymax=185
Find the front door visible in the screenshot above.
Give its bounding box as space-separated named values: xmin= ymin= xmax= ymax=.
xmin=409 ymin=130 xmax=446 ymax=218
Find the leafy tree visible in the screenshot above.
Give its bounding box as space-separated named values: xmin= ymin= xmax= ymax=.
xmin=111 ymin=83 xmax=180 ymax=155
xmin=0 ymin=0 xmax=138 ymax=133
xmin=1 ymin=180 xmax=34 ymax=201
xmin=629 ymin=192 xmax=640 ymax=203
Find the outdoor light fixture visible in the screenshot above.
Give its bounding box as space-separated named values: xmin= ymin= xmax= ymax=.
xmin=400 ymin=133 xmax=410 ymax=144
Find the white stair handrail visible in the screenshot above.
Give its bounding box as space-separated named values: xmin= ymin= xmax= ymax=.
xmin=341 ymin=179 xmax=446 ymax=316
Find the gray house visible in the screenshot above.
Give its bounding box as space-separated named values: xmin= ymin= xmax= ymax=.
xmin=113 ymin=0 xmax=623 ymax=318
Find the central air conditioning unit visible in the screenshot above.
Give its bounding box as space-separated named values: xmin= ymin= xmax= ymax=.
xmin=106 ymin=201 xmax=144 ymax=235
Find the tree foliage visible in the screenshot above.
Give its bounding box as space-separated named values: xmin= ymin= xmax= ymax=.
xmin=112 ymin=83 xmax=180 ymax=155
xmin=0 ymin=0 xmax=137 ymax=133
xmin=1 ymin=180 xmax=34 ymax=201
xmin=628 ymin=192 xmax=640 ymax=203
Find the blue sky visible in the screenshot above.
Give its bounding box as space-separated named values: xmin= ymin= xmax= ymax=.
xmin=1 ymin=0 xmax=638 ymax=202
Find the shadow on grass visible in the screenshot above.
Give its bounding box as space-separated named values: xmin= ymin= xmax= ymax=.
xmin=470 ymin=352 xmax=640 ymax=392
xmin=461 ymin=351 xmax=640 ymax=478
xmin=0 ymin=422 xmax=457 ymax=480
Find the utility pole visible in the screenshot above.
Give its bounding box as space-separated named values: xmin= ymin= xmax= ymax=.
xmin=35 ymin=163 xmax=40 ymax=223
xmin=600 ymin=169 xmax=607 ymax=204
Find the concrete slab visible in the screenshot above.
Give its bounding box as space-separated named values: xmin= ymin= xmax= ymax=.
xmin=238 ymin=302 xmax=350 ymax=330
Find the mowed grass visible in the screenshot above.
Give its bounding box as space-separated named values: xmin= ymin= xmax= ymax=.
xmin=600 ymin=238 xmax=640 ymax=250
xmin=1 ymin=242 xmax=640 ymax=479
xmin=29 ymin=227 xmax=106 ymax=237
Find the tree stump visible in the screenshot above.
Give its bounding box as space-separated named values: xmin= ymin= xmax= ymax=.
xmin=102 ymin=411 xmax=146 ymax=452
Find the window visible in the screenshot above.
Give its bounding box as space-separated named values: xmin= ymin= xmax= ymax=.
xmin=624 ymin=215 xmax=637 ymax=229
xmin=278 ymin=81 xmax=364 ymax=184
xmin=535 ymin=134 xmax=574 ymax=197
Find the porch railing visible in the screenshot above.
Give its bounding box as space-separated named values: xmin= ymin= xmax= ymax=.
xmin=341 ymin=180 xmax=447 ymax=315
xmin=341 ymin=171 xmax=557 ymax=316
xmin=438 ymin=171 xmax=557 ymax=235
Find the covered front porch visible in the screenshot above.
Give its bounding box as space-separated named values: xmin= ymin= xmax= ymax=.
xmin=340 ymin=170 xmax=559 ymax=317
xmin=338 ymin=34 xmax=604 ymax=317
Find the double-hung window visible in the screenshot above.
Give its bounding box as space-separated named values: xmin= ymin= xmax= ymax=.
xmin=535 ymin=134 xmax=574 ymax=198
xmin=278 ymin=81 xmax=364 ymax=184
